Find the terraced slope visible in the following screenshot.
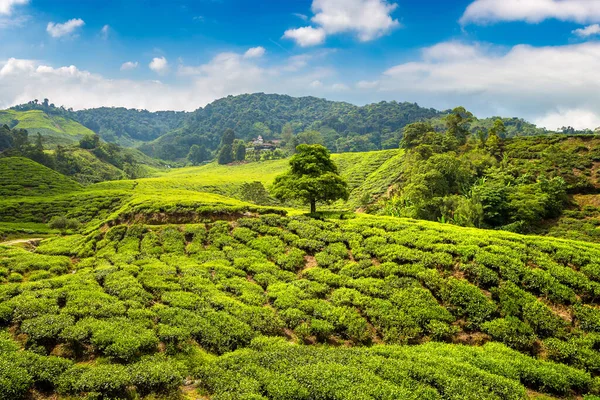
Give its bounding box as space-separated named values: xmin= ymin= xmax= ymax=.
xmin=0 ymin=157 xmax=81 ymax=198
xmin=2 ymin=210 xmax=600 ymax=398
xmin=87 ymin=150 xmax=404 ymax=210
xmin=0 ymin=109 xmax=94 ymax=146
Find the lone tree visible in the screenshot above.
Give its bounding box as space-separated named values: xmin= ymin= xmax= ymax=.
xmin=218 ymin=129 xmax=235 ymax=165
xmin=271 ymin=144 xmax=348 ymax=213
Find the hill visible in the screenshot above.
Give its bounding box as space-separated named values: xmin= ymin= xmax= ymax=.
xmin=72 ymin=107 xmax=187 ymax=146
xmin=0 ymin=157 xmax=81 ymax=198
xmin=141 ymin=93 xmax=442 ymax=159
xmin=0 ymin=109 xmax=94 ymax=147
xmin=8 ymin=94 xmax=565 ymax=163
xmin=2 ymin=200 xmax=600 ymax=398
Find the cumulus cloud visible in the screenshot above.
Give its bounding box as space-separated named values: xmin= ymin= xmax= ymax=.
xmin=149 ymin=57 xmax=168 ymax=74
xmin=377 ymin=41 xmax=600 ymax=129
xmin=0 ymin=0 xmax=28 ymax=15
xmin=0 ymin=50 xmax=339 ymax=112
xmin=573 ymin=24 xmax=600 ymax=37
xmin=120 ymin=61 xmax=138 ymax=71
xmin=283 ymin=26 xmax=326 ymax=47
xmin=47 ymin=18 xmax=85 ymax=38
xmin=244 ymin=46 xmax=266 ymax=59
xmin=535 ymin=109 xmax=600 ymax=131
xmin=284 ymin=0 xmax=399 ymax=46
xmin=461 ymin=0 xmax=600 ymax=25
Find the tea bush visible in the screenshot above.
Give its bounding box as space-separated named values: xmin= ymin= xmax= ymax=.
xmin=3 ymin=212 xmax=600 ymax=398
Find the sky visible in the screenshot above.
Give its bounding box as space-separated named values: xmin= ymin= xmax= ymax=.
xmin=1 ymin=0 xmax=600 ymax=129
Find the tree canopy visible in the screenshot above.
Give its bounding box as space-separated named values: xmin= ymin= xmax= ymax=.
xmin=271 ymin=144 xmax=348 ymax=213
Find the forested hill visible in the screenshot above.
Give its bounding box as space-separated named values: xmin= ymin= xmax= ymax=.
xmin=10 ymin=93 xmax=553 ymax=161
xmin=11 ymin=101 xmax=187 ymax=147
xmin=140 ymin=93 xmax=444 ymax=159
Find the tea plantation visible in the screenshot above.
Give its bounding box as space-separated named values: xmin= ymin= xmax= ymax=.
xmin=3 ymin=207 xmax=600 ymax=398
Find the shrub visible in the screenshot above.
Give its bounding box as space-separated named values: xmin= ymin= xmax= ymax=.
xmin=20 ymin=313 xmax=75 ymax=342
xmin=0 ymin=358 xmax=32 ymax=400
xmin=482 ymin=317 xmax=536 ymax=351
xmin=7 ymin=272 xmax=23 ymax=282
xmin=61 ymin=364 xmax=130 ymax=397
xmin=443 ymin=278 xmax=496 ymax=327
xmin=129 ymin=355 xmax=184 ymax=394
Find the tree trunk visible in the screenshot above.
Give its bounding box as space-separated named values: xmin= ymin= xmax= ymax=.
xmin=310 ymin=199 xmax=316 ymax=214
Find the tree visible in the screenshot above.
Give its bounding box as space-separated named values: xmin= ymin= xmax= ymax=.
xmin=486 ymin=120 xmax=505 ymax=157
xmin=221 ymin=129 xmax=235 ymax=147
xmin=489 ymin=119 xmax=507 ymax=139
xmin=187 ymin=144 xmax=209 ymax=165
xmin=218 ymin=144 xmax=233 ymax=165
xmin=79 ymin=134 xmax=100 ymax=149
xmin=445 ymin=107 xmax=474 ymax=145
xmin=296 ymin=130 xmax=324 ymax=146
xmin=217 ymin=129 xmax=235 ymax=164
xmin=400 ymin=122 xmax=434 ymax=149
xmin=233 ymin=140 xmax=246 ymax=162
xmin=271 ymin=144 xmax=349 ymax=213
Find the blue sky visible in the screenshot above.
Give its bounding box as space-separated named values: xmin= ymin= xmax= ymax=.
xmin=1 ymin=0 xmax=600 ymax=129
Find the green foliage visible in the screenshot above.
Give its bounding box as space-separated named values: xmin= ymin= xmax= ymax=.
xmin=0 ymin=157 xmax=81 ymax=198
xmin=271 ymin=144 xmax=349 ymax=212
xmin=187 ymin=144 xmax=210 ymax=165
xmin=147 ymin=93 xmax=442 ymax=160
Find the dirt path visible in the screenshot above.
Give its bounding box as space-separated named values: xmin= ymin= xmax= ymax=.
xmin=0 ymin=238 xmax=43 ymax=246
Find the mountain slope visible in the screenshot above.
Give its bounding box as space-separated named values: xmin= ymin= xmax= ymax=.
xmin=0 ymin=157 xmax=81 ymax=197
xmin=140 ymin=93 xmax=442 ymax=159
xmin=0 ymin=109 xmax=94 ymax=146
xmin=2 ymin=201 xmax=600 ymax=398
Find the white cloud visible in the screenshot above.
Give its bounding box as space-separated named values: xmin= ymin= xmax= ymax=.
xmin=244 ymin=46 xmax=266 ymax=59
xmin=120 ymin=61 xmax=138 ymax=71
xmin=312 ymin=0 xmax=400 ymax=41
xmin=573 ymin=24 xmax=600 ymax=37
xmin=461 ymin=0 xmax=600 ymax=25
xmin=0 ymin=50 xmax=339 ymax=112
xmin=378 ymin=41 xmax=600 ymax=129
xmin=100 ymin=24 xmax=110 ymax=39
xmin=47 ymin=18 xmax=85 ymax=38
xmin=283 ymin=26 xmax=326 ymax=47
xmin=0 ymin=0 xmax=28 ymax=15
xmin=149 ymin=57 xmax=168 ymax=74
xmin=535 ymin=109 xmax=600 ymax=131
xmin=284 ymin=0 xmax=399 ymax=46
xmin=309 ymin=80 xmax=323 ymax=88
xmin=422 ymin=41 xmax=484 ymax=61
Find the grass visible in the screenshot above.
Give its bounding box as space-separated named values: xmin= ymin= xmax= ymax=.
xmin=4 ymin=145 xmax=600 ymax=398
xmin=0 ymin=157 xmax=81 ymax=197
xmin=0 ymin=109 xmax=93 ymax=136
xmin=0 ymin=222 xmax=59 ymax=241
xmin=0 ymin=110 xmax=94 ymax=146
xmin=85 ymin=150 xmax=404 ymax=212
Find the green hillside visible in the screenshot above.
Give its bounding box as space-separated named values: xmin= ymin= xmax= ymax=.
xmin=0 ymin=109 xmax=94 ymax=147
xmin=3 ymin=205 xmax=600 ymax=398
xmin=0 ymin=157 xmax=81 ymax=197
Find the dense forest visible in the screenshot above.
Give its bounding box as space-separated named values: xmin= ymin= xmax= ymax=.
xmin=10 ymin=93 xmax=562 ymax=161
xmin=12 ymin=99 xmax=186 ymax=146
